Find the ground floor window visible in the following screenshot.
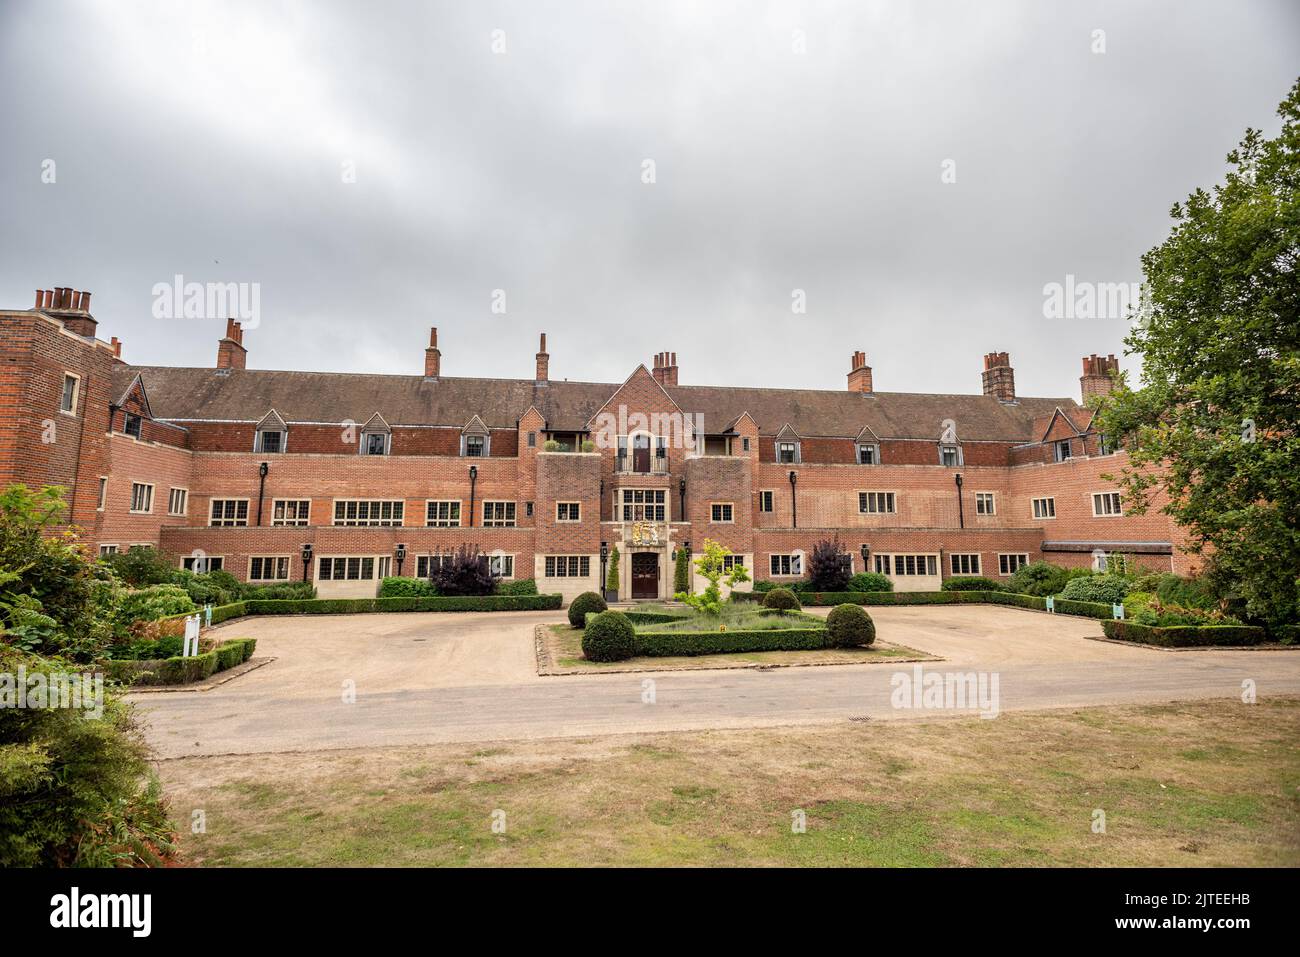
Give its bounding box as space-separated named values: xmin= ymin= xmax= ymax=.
xmin=416 ymin=555 xmax=449 ymax=578
xmin=875 ymin=554 xmax=938 ymax=577
xmin=999 ymin=553 xmax=1029 ymax=575
xmin=950 ymin=553 xmax=981 ymax=576
xmin=182 ymin=555 xmax=224 ymax=572
xmin=721 ymin=555 xmax=745 ymax=573
xmin=319 ymin=556 xmax=391 ymax=580
xmin=544 ymin=555 xmax=591 ymax=578
xmin=99 ymin=544 xmax=118 ymax=556
xmin=770 ymin=553 xmax=801 ymax=577
xmin=249 ymin=556 xmax=291 ymax=581
xmin=489 ymin=554 xmax=514 ymax=578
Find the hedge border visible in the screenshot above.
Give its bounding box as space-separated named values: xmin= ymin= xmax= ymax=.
xmin=103 ymin=637 xmax=258 ymax=686
xmin=1101 ymin=620 xmax=1267 ymax=647
xmin=791 ymin=589 xmax=1116 ymax=619
xmin=633 ymin=628 xmax=832 ymax=657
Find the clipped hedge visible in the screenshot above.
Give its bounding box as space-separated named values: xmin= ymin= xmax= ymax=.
xmin=825 ymin=603 xmax=876 ymax=647
xmin=1102 ymin=620 xmax=1267 ymax=647
xmin=622 ymin=610 xmax=692 ymax=625
xmin=568 ymin=591 xmax=608 ymax=628
xmin=582 ymin=611 xmax=636 ymax=662
xmin=102 ymin=637 xmax=259 ymax=687
xmin=243 ymin=595 xmax=562 ymax=615
xmin=634 ymin=627 xmax=830 ymax=657
xmin=940 ymin=576 xmax=1011 ymax=592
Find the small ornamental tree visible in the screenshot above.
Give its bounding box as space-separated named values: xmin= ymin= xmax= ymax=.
xmin=430 ymin=544 xmax=497 ymax=596
xmin=675 ymin=538 xmax=748 ymax=615
xmin=606 ymin=546 xmax=620 ymax=595
xmin=808 ymin=538 xmax=852 ymax=592
xmin=674 ymin=545 xmax=691 ymax=596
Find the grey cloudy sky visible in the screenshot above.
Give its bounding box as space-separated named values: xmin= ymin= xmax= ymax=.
xmin=2 ymin=0 xmax=1297 ymax=399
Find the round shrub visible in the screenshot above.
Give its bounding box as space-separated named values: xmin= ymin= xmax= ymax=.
xmin=940 ymin=576 xmax=1010 ymax=592
xmin=826 ymin=603 xmax=876 ymax=647
xmin=763 ymin=587 xmax=801 ymax=611
xmin=847 ymin=572 xmax=893 ymax=593
xmin=568 ymin=591 xmax=608 ymax=628
xmin=1006 ymin=560 xmax=1072 ymax=597
xmin=581 ymin=611 xmax=636 ymax=662
xmin=1060 ymin=573 xmax=1132 ymax=604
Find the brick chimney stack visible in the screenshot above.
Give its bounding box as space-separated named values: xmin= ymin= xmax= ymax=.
xmin=110 ymin=336 xmax=123 ymax=360
xmin=36 ymin=286 xmax=97 ymax=337
xmin=652 ymin=351 xmax=679 ymax=387
xmin=424 ymin=327 xmax=441 ymax=378
xmin=847 ymin=350 xmax=873 ymax=393
xmin=217 ymin=318 xmax=246 ymax=370
xmin=981 ymin=351 xmax=1016 ymax=402
xmin=535 ymin=333 xmax=549 ymax=383
xmin=1080 ymin=354 xmax=1120 ymax=402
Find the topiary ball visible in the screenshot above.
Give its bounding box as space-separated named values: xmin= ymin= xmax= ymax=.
xmin=825 ymin=603 xmax=876 ymax=647
xmin=568 ymin=591 xmax=608 ymax=628
xmin=581 ymin=611 xmax=636 ymax=662
xmin=762 ymin=587 xmax=801 ymax=611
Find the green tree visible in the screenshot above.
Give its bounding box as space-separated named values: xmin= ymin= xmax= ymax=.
xmin=1096 ymin=80 xmax=1300 ymax=628
xmin=673 ymin=545 xmax=691 ymax=596
xmin=675 ymin=539 xmax=749 ymax=615
xmin=605 ymin=545 xmax=620 ymax=595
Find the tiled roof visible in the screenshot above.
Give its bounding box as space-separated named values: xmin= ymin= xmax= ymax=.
xmin=114 ymin=364 xmax=1082 ymax=442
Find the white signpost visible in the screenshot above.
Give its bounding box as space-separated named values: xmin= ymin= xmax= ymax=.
xmin=183 ymin=614 xmax=201 ymax=657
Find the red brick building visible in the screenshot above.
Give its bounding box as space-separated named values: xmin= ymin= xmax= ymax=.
xmin=1 ymin=287 xmax=1190 ymax=602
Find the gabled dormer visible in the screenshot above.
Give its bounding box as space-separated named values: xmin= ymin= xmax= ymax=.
xmin=937 ymin=418 xmax=963 ymax=466
xmin=854 ymin=424 xmax=882 ymax=465
xmin=359 ymin=412 xmax=391 ymax=456
xmin=774 ymin=423 xmax=801 ymax=464
xmin=460 ymin=414 xmax=490 ymax=457
xmin=254 ymin=409 xmax=288 ymax=453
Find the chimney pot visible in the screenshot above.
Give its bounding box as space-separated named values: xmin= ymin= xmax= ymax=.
xmin=217 ymin=319 xmax=248 ymax=370
xmin=847 ymin=351 xmax=873 ymax=393
xmin=535 ymin=332 xmax=550 ymax=382
xmin=981 ymin=351 xmax=1016 ymax=402
xmin=425 ymin=326 xmax=441 ymax=377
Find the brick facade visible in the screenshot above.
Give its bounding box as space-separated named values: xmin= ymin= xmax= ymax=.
xmin=0 ymin=292 xmax=1191 ymax=600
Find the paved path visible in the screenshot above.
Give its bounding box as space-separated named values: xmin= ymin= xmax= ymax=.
xmin=132 ymin=607 xmax=1300 ymax=757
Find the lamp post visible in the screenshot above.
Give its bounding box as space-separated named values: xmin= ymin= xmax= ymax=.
xmin=256 ymin=461 xmax=269 ymax=526
xmin=468 ymin=464 xmax=478 ymax=528
xmin=860 ymin=543 xmax=870 ymax=573
xmin=395 ymin=543 xmax=407 ymax=577
xmin=600 ymin=541 xmax=609 ymax=600
xmin=788 ymin=470 xmax=798 ymax=528
xmin=300 ymin=543 xmax=313 ymax=583
xmin=954 ymin=472 xmax=965 ymax=529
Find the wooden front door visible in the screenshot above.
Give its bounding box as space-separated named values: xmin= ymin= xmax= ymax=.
xmin=631 ymin=552 xmax=659 ymax=599
xmin=632 ymin=434 xmax=651 ymax=473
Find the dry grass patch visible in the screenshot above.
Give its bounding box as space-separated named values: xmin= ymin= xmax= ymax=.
xmin=161 ymin=697 xmax=1300 ymax=867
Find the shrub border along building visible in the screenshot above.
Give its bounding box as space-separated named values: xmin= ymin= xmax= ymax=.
xmin=156 ymin=593 xmax=562 ymax=631
xmin=103 ymin=637 xmax=258 ymax=686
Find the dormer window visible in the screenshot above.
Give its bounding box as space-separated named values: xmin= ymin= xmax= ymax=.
xmin=1053 ymin=439 xmax=1072 ymax=462
xmin=256 ymin=430 xmax=284 ymax=453
xmin=778 ymin=441 xmax=799 ymax=464
xmin=123 ymin=413 xmax=143 ymax=439
xmin=363 ymin=432 xmax=389 ymax=455
xmin=940 ymin=444 xmax=962 ymax=467
xmin=464 ymin=435 xmax=485 ymax=457
xmin=857 ymin=443 xmax=879 ymax=465
xmin=460 ymin=415 xmax=491 ymax=457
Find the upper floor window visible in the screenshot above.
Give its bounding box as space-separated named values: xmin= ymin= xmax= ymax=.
xmin=857 ymin=443 xmax=878 ymax=465
xmin=273 ymin=499 xmax=311 ymax=526
xmin=426 ymin=500 xmax=461 ymax=527
xmin=362 ymin=432 xmax=389 ymax=456
xmin=334 ymin=500 xmax=404 ymax=526
xmin=758 ymin=490 xmax=774 ymax=513
xmin=939 ymin=444 xmax=962 ymax=467
xmin=556 ymin=502 xmax=580 ymax=522
xmin=975 ymin=492 xmax=995 ymax=515
xmin=859 ymin=491 xmax=896 ymax=514
xmin=618 ymin=488 xmax=665 ymax=522
xmin=1092 ymin=492 xmax=1122 ymax=517
xmin=527 ymin=431 xmax=536 ymax=448
xmin=210 ymin=498 xmax=249 ymax=527
xmin=256 ymin=430 xmax=284 ymax=453
xmin=1053 ymin=439 xmax=1073 ymax=462
xmin=97 ymin=477 xmax=107 ymax=511
xmin=710 ymin=503 xmax=734 ymax=523
xmin=482 ymin=501 xmax=516 ymax=527
xmin=60 ymin=374 xmax=79 ymax=414
xmin=463 ymin=434 xmax=486 ymax=457
xmin=123 ymin=413 xmax=143 ymax=439
xmin=777 ymin=442 xmax=800 ymax=464
xmin=1032 ymin=496 xmax=1056 ymax=519
xmin=167 ymin=488 xmax=188 ymax=516
xmin=129 ymin=482 xmax=153 ymax=513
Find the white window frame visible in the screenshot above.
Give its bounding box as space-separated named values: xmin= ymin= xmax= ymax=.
xmin=556 ymin=502 xmax=581 ymax=523
xmin=360 ymin=432 xmax=390 ymax=456
xmin=461 ymin=433 xmax=489 ymax=457
xmin=167 ymin=487 xmax=188 ymax=517
xmin=317 ymin=555 xmax=383 ymax=581
xmin=97 ymin=477 xmax=107 ymax=512
xmin=777 ymin=441 xmax=800 ymax=464
xmin=488 ymin=553 xmax=515 ymax=578
xmin=482 ymin=500 xmax=517 ymax=527
xmin=425 ymin=500 xmax=462 ymax=527
xmin=710 ymin=502 xmax=734 ymax=524
xmin=874 ymin=553 xmax=940 ymax=577
xmin=99 ymin=544 xmax=119 ymax=556
xmin=998 ymin=553 xmax=1030 ymax=576
xmin=272 ymin=499 xmax=312 ymax=526
xmin=332 ymin=499 xmax=404 ymax=527
xmin=857 ymin=443 xmax=879 ymax=465
xmin=248 ymin=556 xmax=292 ymax=582
xmin=617 ymin=488 xmax=665 ymax=522
xmin=769 ymin=553 xmax=802 ymax=577
xmin=129 ymin=482 xmax=154 ymax=514
xmin=1092 ymin=491 xmax=1123 ymax=517
xmin=939 ymin=444 xmax=963 ymax=467
xmin=950 ymin=553 xmax=982 ymax=576
xmin=543 ymin=555 xmax=592 ymax=578
xmin=858 ymin=491 xmax=897 ymax=514
xmin=181 ymin=555 xmax=225 ymax=573
xmin=59 ymin=372 xmax=80 ymax=415
xmin=1054 ymin=439 xmax=1073 ymax=462
xmin=1032 ymin=496 xmax=1056 ymax=520
xmin=974 ymin=492 xmax=996 ymax=516
xmin=255 ymin=429 xmax=285 ymax=453
xmin=209 ymin=498 xmax=250 ymax=527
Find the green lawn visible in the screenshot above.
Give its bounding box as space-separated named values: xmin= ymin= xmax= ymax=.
xmin=164 ymin=697 xmax=1300 ymax=867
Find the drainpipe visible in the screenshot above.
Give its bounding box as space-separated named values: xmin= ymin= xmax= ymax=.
xmin=256 ymin=461 xmax=269 ymax=525
xmin=789 ymin=470 xmax=798 ymax=528
xmin=954 ymin=472 xmax=964 ymax=530
xmin=468 ymin=465 xmax=478 ymax=528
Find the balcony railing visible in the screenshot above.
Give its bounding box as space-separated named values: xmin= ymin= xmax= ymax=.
xmin=614 ymin=454 xmax=669 ymax=475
